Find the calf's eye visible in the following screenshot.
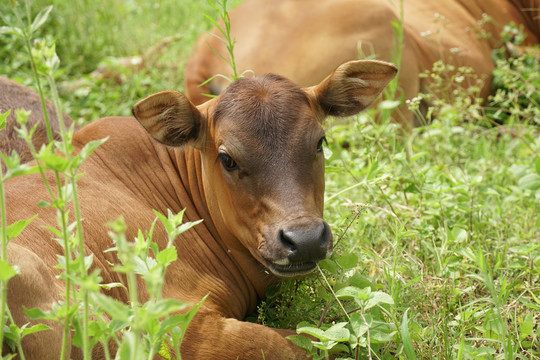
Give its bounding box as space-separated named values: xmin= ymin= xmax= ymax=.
xmin=316 ymin=136 xmax=327 ymax=153
xmin=219 ymin=153 xmax=238 ymax=171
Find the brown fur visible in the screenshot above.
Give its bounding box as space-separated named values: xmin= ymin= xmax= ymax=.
xmin=184 ymin=0 xmax=540 ymax=128
xmin=4 ymin=60 xmax=396 ymax=359
xmin=0 ymin=77 xmax=78 ymax=171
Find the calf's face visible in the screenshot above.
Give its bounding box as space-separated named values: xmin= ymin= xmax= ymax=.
xmin=133 ymin=60 xmax=397 ymax=277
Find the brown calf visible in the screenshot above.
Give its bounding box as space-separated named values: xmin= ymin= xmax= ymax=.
xmin=185 ymin=0 xmax=540 ymax=127
xmin=5 ymin=60 xmax=397 ymax=359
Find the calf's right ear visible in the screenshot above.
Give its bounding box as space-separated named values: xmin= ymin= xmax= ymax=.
xmin=132 ymin=90 xmax=203 ymax=148
xmin=308 ymin=60 xmax=398 ymax=118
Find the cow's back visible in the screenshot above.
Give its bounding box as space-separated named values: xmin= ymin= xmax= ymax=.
xmin=0 ymin=77 xmax=78 ymax=170
xmin=185 ymin=0 xmax=540 ymax=126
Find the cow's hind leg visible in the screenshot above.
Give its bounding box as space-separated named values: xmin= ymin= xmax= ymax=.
xmin=5 ymin=243 xmax=69 ymax=360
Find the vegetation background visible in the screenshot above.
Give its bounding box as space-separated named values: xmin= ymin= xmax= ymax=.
xmin=0 ymin=0 xmax=539 ymax=359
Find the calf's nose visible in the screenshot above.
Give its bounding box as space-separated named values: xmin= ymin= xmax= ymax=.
xmin=278 ymin=221 xmax=332 ymax=262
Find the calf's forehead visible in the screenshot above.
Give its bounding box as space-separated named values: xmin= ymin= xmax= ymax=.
xmin=211 ymin=74 xmax=324 ymax=151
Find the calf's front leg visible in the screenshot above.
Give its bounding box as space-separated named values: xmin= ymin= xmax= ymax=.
xmin=181 ymin=307 xmax=307 ymax=360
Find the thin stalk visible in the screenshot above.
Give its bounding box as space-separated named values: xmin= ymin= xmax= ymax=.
xmin=58 ymin=209 xmax=72 ymax=360
xmin=46 ymin=69 xmax=91 ymax=359
xmin=70 ymin=176 xmax=90 ymax=359
xmin=22 ymin=0 xmax=54 ymax=144
xmin=127 ymin=269 xmax=140 ymax=353
xmin=0 ymin=170 xmax=7 ymax=356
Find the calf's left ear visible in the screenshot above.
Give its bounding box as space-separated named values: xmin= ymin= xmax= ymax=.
xmin=132 ymin=90 xmax=203 ymax=148
xmin=308 ymin=60 xmax=398 ymax=118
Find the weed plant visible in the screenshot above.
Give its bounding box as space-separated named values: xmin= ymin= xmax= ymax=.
xmin=1 ymin=1 xmax=539 ymax=360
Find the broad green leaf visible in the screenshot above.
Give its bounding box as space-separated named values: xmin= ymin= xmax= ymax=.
xmin=39 ymin=152 xmax=69 ymax=172
xmin=21 ymin=323 xmax=51 ymax=337
xmin=24 ymin=306 xmax=58 ymax=321
xmin=156 ymin=247 xmax=178 ymax=266
xmin=535 ymin=156 xmax=540 ymax=175
xmin=296 ymin=325 xmax=327 ymax=340
xmin=0 ymin=26 xmax=23 ymax=36
xmin=318 ymin=258 xmax=339 ymax=274
xmin=6 ymin=215 xmax=37 ymax=240
xmin=518 ymin=173 xmax=540 ymax=191
xmin=365 ymin=291 xmax=394 ymax=310
xmin=348 ymin=273 xmax=376 ymax=291
xmin=0 ymin=260 xmax=17 ymax=281
xmin=349 ymin=312 xmax=368 ymax=338
xmin=286 ymin=334 xmax=313 ymax=352
xmin=90 ymin=293 xmax=131 ymax=323
xmin=145 ymin=298 xmax=189 ymax=318
xmin=323 ymin=322 xmax=350 ymax=342
xmin=337 ymin=253 xmax=358 ymax=269
xmin=336 ymin=286 xmax=369 ymax=301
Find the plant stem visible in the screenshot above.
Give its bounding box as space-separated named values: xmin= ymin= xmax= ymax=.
xmin=0 ymin=168 xmax=7 ymax=357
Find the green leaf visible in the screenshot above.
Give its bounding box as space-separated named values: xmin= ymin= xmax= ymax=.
xmin=158 ymin=339 xmax=172 ymax=360
xmin=174 ymin=219 xmax=204 ymax=237
xmin=6 ymin=215 xmax=38 ymax=240
xmin=286 ymin=335 xmax=313 ymax=352
xmin=365 ymin=291 xmax=394 ymax=310
xmin=153 ymin=210 xmax=174 ymax=235
xmin=74 ymin=137 xmax=108 ymax=167
xmin=91 ymin=293 xmax=131 ymax=323
xmin=337 ymin=253 xmax=358 ymax=269
xmin=296 ymin=325 xmax=327 ymax=340
xmin=535 ymin=156 xmax=540 ymax=175
xmin=0 ymin=110 xmax=10 ymax=131
xmin=323 ymin=322 xmax=350 ymax=342
xmin=145 ymin=299 xmax=189 ymax=318
xmin=400 ymin=309 xmax=417 ymax=360
xmin=349 ymin=312 xmax=368 ymax=338
xmin=336 ymin=286 xmax=368 ymax=301
xmin=156 ymin=247 xmax=178 ymax=266
xmin=24 ymin=306 xmax=58 ymax=321
xmin=318 ymin=258 xmax=339 ymax=274
xmin=21 ymin=323 xmax=51 ymax=337
xmin=518 ymin=173 xmax=540 ymax=190
xmin=30 ymin=5 xmax=53 ymax=34
xmin=0 ymin=26 xmax=23 ymax=36
xmin=39 ymin=152 xmax=70 ymax=172
xmin=0 ymin=260 xmax=17 ymax=281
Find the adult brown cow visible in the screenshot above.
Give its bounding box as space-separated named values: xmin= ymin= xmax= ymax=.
xmin=185 ymin=0 xmax=540 ymax=127
xmin=0 ymin=77 xmax=78 ymax=171
xmin=4 ymin=60 xmax=397 ymax=359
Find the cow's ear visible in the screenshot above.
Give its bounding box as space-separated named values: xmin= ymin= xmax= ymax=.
xmin=132 ymin=90 xmax=203 ymax=148
xmin=307 ymin=60 xmax=398 ymax=118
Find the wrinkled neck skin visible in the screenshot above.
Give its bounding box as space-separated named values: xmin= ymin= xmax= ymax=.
xmin=72 ymin=117 xmax=277 ymax=320
xmin=164 ymin=144 xmax=278 ymax=317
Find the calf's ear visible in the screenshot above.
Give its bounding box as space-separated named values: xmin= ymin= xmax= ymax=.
xmin=132 ymin=90 xmax=203 ymax=148
xmin=308 ymin=60 xmax=398 ymax=117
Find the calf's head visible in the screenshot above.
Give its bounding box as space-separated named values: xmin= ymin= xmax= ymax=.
xmin=133 ymin=60 xmax=397 ymax=277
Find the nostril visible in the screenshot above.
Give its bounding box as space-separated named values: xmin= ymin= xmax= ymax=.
xmin=279 ymin=229 xmax=298 ymax=255
xmin=277 ymin=221 xmax=331 ymax=262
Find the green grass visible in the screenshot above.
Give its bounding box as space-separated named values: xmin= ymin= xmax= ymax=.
xmin=1 ymin=0 xmax=539 ymax=359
